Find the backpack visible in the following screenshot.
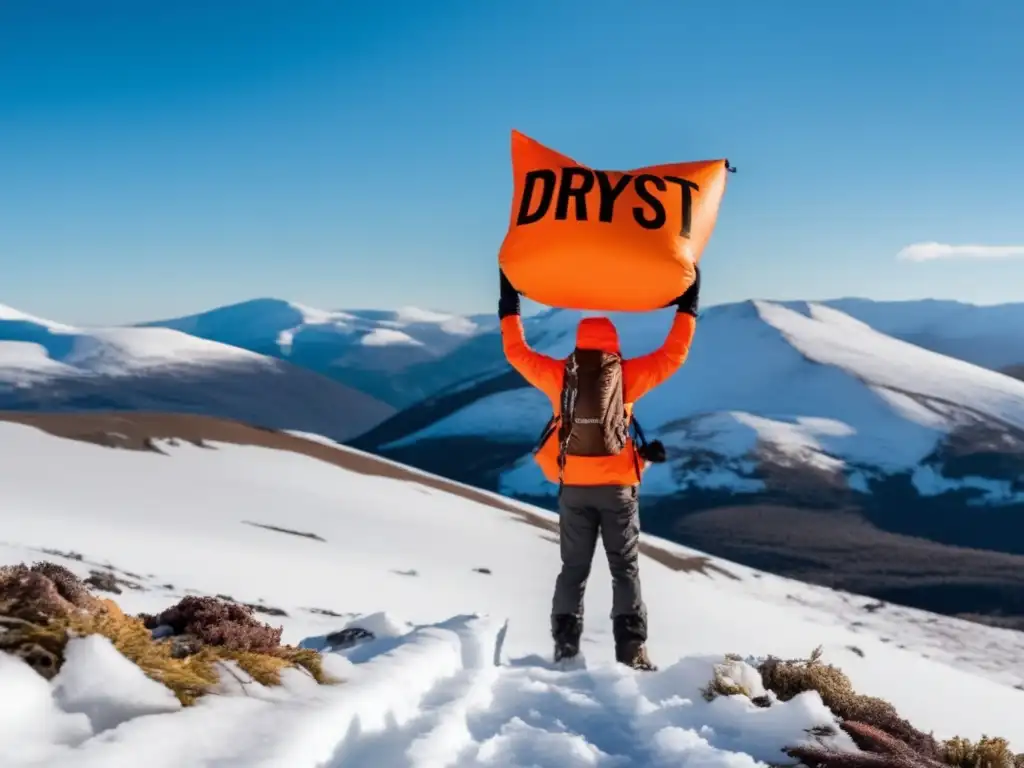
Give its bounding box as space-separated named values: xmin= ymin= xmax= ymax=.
xmin=534 ymin=348 xmax=651 ymax=486
xmin=557 ymin=349 xmax=629 ymax=459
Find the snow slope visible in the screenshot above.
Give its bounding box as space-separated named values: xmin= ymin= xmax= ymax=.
xmin=823 ymin=298 xmax=1024 ymax=372
xmin=2 ymin=416 xmax=1024 ymax=766
xmin=142 ymin=299 xmax=492 ymax=354
xmin=0 ymin=304 xmax=395 ymax=441
xmin=362 ymin=297 xmax=1024 ymax=405
xmin=377 ymin=301 xmax=1024 ymax=505
xmin=359 ymin=297 xmax=1024 ymax=416
xmin=140 ymin=299 xmax=496 ymax=407
xmin=0 ymin=303 xmax=261 ymax=382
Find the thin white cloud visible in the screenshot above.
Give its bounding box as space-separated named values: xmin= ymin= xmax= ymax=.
xmin=898 ymin=242 xmax=1024 ymax=262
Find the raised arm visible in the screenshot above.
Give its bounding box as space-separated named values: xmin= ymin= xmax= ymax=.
xmin=622 ymin=268 xmax=701 ymax=402
xmin=499 ymin=271 xmax=563 ymax=399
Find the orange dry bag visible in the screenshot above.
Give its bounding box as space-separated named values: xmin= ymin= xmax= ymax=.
xmin=498 ymin=130 xmax=731 ymax=312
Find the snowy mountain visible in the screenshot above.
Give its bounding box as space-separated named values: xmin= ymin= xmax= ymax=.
xmin=395 ymin=297 xmax=1024 ymax=403
xmin=0 ymin=304 xmax=394 ymax=441
xmin=140 ymin=299 xmax=497 ymax=407
xmin=353 ymin=301 xmax=1024 ymax=622
xmin=2 ymin=411 xmax=1024 ymax=766
xmin=334 ymin=297 xmax=1024 ymax=414
xmin=822 ymin=298 xmax=1024 ymax=373
xmin=103 ymin=297 xmax=1024 ymax=411
xmin=361 ymin=300 xmax=1024 ymax=507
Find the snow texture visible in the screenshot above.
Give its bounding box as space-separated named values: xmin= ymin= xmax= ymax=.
xmin=51 ymin=636 xmax=182 ymax=734
xmin=2 ymin=424 xmax=1024 ymax=766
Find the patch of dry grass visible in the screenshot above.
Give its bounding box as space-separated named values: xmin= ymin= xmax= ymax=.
xmin=1 ymin=560 xmax=339 ymax=706
xmin=942 ymin=735 xmax=1024 ymax=768
xmin=702 ymin=647 xmax=1024 ymax=768
xmin=759 ymin=646 xmax=935 ymax=755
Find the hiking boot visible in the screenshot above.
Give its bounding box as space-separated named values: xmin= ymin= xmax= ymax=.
xmin=616 ymin=640 xmax=657 ymax=671
xmin=612 ymin=613 xmax=656 ymax=670
xmin=551 ymin=614 xmax=582 ymax=662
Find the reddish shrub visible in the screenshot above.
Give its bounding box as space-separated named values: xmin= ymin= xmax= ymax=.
xmin=787 ymin=721 xmax=944 ymax=768
xmin=29 ymin=562 xmax=96 ymax=609
xmin=140 ymin=596 xmax=283 ymax=653
xmin=0 ymin=562 xmax=102 ymax=624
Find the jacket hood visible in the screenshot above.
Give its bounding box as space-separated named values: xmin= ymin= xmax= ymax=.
xmin=575 ymin=317 xmax=620 ymax=353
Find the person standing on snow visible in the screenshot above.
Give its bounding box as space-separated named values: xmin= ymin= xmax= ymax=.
xmin=497 ymin=268 xmax=700 ymax=670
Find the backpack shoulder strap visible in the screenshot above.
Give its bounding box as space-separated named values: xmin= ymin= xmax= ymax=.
xmin=628 ymin=413 xmax=648 ymax=483
xmin=533 ymin=415 xmax=558 ymax=454
xmin=630 ymin=413 xmax=648 ymax=449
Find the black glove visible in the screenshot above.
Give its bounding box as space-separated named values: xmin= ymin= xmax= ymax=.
xmin=498 ymin=269 xmax=521 ymax=319
xmin=672 ymin=266 xmax=701 ymax=317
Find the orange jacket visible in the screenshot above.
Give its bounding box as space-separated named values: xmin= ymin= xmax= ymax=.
xmin=501 ymin=313 xmax=696 ymax=487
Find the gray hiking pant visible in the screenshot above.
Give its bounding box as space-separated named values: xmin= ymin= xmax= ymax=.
xmin=551 ymin=485 xmax=646 ymax=622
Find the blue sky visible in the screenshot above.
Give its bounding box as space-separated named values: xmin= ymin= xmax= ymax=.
xmin=1 ymin=0 xmax=1022 ymax=325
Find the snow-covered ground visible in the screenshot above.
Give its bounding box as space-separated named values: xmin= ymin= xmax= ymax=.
xmin=2 ymin=420 xmax=1024 ymax=766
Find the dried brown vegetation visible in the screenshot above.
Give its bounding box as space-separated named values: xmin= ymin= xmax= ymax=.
xmin=1 ymin=561 xmax=336 ymax=705
xmin=140 ymin=595 xmax=284 ymax=652
xmin=761 ymin=647 xmax=935 ymax=755
xmin=702 ymin=648 xmax=1024 ymax=768
xmin=788 ymin=721 xmax=1024 ymax=768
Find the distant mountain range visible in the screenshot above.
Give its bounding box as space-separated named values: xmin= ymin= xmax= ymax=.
xmin=823 ymin=297 xmax=1024 ymax=372
xmin=139 ymin=299 xmax=498 ymax=408
xmin=126 ymin=295 xmax=1024 ymax=408
xmin=354 ymin=299 xmax=1024 ymax=515
xmin=4 ymin=295 xmax=1024 ymax=626
xmin=0 ymin=303 xmax=393 ymax=441
xmin=348 ymin=299 xmax=1024 ymax=625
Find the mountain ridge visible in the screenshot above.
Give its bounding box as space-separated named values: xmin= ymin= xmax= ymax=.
xmin=350 ymin=299 xmax=1024 ymax=624
xmin=11 ymin=295 xmax=1021 ymax=410
xmin=0 ymin=303 xmax=394 ymax=441
xmin=136 ymin=298 xmax=497 ymax=407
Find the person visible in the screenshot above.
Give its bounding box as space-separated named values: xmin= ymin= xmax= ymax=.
xmin=498 ymin=267 xmax=701 ymax=670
